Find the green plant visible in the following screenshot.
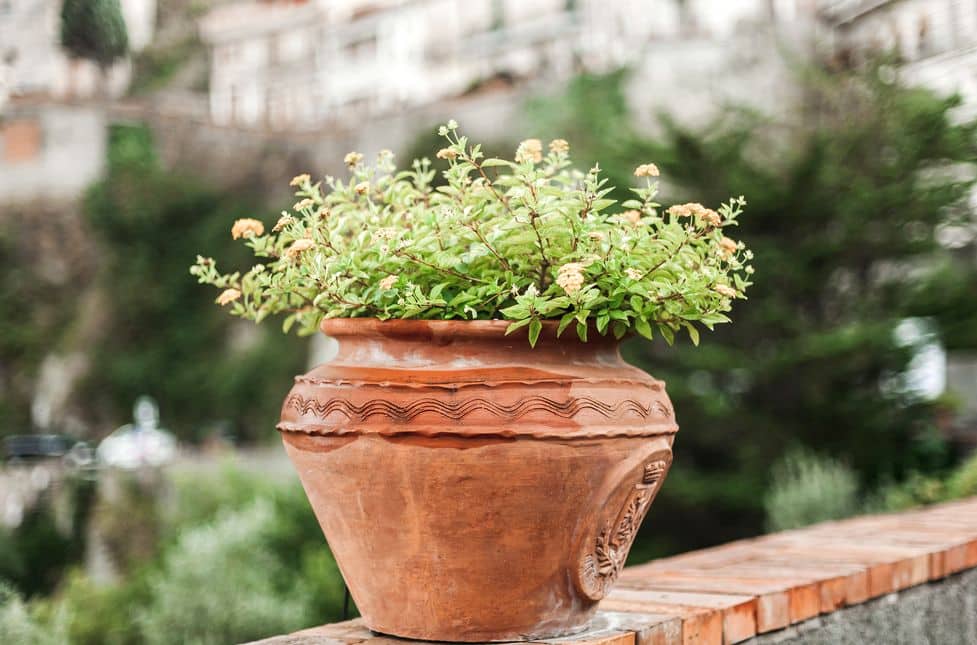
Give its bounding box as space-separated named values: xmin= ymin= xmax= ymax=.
xmin=135 ymin=500 xmax=318 ymax=645
xmin=60 ymin=0 xmax=129 ymax=68
xmin=947 ymin=452 xmax=977 ymax=499
xmin=82 ymin=124 xmax=304 ymax=441
xmin=192 ymin=123 xmax=753 ymax=346
xmin=0 ymin=582 xmax=69 ymax=645
xmin=764 ymin=448 xmax=860 ymax=531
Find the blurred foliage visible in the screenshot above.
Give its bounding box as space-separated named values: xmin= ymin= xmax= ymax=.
xmin=0 ymin=582 xmax=70 ymax=645
xmin=764 ymin=447 xmax=860 ymax=531
xmin=135 ymin=499 xmax=314 ymax=645
xmin=79 ymin=124 xmax=305 ymax=442
xmin=0 ymin=461 xmax=345 ymax=645
xmin=528 ymin=65 xmax=977 ymax=554
xmin=60 ymin=0 xmax=129 ymax=68
xmin=0 ymin=475 xmax=95 ymax=598
xmin=765 ymin=450 xmax=977 ymax=528
xmin=0 ymin=208 xmax=95 ymax=434
xmin=129 ymin=36 xmax=202 ymax=96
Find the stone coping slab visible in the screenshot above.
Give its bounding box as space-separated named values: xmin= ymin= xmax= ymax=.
xmin=249 ymin=496 xmax=977 ymax=645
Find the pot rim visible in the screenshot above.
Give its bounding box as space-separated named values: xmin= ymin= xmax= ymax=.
xmin=319 ymin=317 xmax=612 ymax=344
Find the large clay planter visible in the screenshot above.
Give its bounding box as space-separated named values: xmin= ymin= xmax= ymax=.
xmin=278 ymin=319 xmax=678 ymax=642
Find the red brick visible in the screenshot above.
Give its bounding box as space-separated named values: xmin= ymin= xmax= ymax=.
xmin=606 ymin=587 xmax=755 ymax=644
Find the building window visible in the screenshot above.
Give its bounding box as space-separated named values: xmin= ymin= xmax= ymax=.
xmin=491 ymin=0 xmax=505 ymax=31
xmin=2 ymin=119 xmax=43 ymax=164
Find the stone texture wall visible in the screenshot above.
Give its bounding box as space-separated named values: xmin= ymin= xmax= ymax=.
xmin=753 ymin=567 xmax=977 ymax=644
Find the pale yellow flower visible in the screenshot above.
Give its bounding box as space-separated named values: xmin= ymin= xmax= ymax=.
xmin=719 ymin=236 xmax=738 ymax=257
xmin=273 ymin=213 xmax=294 ymax=232
xmin=515 ymin=138 xmax=543 ymax=164
xmin=549 ymin=139 xmax=569 ymax=155
xmin=286 ymin=238 xmax=315 ymax=258
xmin=714 ymin=284 xmax=737 ymax=298
xmin=699 ymin=208 xmax=722 ymax=227
xmin=634 ymin=163 xmax=660 ymax=178
xmin=354 ymin=181 xmax=370 ymax=195
xmin=625 ymin=268 xmax=642 ymax=280
xmin=620 ymin=210 xmax=642 ymax=226
xmin=293 ymin=198 xmax=315 ymax=211
xmin=289 ymin=173 xmax=310 ymax=187
xmin=216 ymin=288 xmax=241 ymax=306
xmin=378 ymin=275 xmax=397 ymax=290
xmin=668 ymin=204 xmax=692 ymax=218
xmin=344 ymin=151 xmax=364 ymax=168
xmin=231 ymin=218 xmax=265 ymax=240
xmin=556 ymin=262 xmax=586 ymax=295
xmin=436 ymin=147 xmax=458 ymax=160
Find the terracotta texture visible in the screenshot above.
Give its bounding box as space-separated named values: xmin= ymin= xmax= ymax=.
xmin=278 ymin=319 xmax=678 ymax=642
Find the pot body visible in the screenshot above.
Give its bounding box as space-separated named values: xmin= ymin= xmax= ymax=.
xmin=279 ymin=319 xmax=678 ymax=642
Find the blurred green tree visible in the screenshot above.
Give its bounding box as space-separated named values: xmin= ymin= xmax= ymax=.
xmin=80 ymin=125 xmax=305 ymax=442
xmin=60 ymin=0 xmax=129 ymax=69
xmin=529 ymin=66 xmax=977 ymax=554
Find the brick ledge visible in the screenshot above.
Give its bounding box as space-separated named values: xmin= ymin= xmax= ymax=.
xmin=250 ymin=496 xmax=977 ymax=645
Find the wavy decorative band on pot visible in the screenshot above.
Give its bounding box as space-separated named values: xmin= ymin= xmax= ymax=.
xmin=277 ymin=319 xmax=678 ymax=642
xmin=283 ymin=392 xmax=671 ymax=424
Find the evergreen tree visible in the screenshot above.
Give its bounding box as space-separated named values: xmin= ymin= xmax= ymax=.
xmin=60 ymin=0 xmax=129 ymax=69
xmin=529 ymin=65 xmax=977 ymax=554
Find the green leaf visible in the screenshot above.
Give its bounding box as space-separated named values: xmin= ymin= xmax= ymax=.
xmin=596 ymin=312 xmax=610 ymax=334
xmin=528 ymin=318 xmax=543 ymax=347
xmin=505 ymin=319 xmax=531 ymax=335
xmin=557 ymin=313 xmax=575 ymax=337
xmin=576 ymin=321 xmax=588 ymax=342
xmin=634 ymin=317 xmax=653 ymax=340
xmin=282 ymin=313 xmax=297 ymax=334
xmin=684 ymin=322 xmax=700 ymax=346
xmin=481 ymin=158 xmax=513 ymax=168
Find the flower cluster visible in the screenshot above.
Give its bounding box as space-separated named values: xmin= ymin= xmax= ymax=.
xmin=191 ymin=122 xmax=754 ymax=346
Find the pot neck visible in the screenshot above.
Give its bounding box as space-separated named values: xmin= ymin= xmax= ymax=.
xmin=319 ymin=318 xmax=623 ymax=369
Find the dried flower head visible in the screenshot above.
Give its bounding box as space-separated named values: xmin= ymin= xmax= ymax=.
xmin=293 ymin=198 xmax=315 ymax=212
xmin=286 ymin=238 xmax=315 ymax=259
xmin=515 ymin=138 xmax=543 ymax=164
xmin=549 ymin=139 xmax=569 ymax=155
xmin=289 ymin=173 xmax=310 ymax=187
xmin=231 ymin=218 xmax=265 ymax=240
xmin=216 ymin=288 xmax=241 ymax=306
xmin=436 ymin=147 xmax=458 ymax=161
xmin=354 ymin=181 xmax=370 ymax=195
xmin=556 ymin=262 xmax=586 ymax=295
xmin=378 ymin=275 xmax=397 ymax=290
xmin=719 ymin=236 xmax=738 ymax=257
xmin=714 ymin=284 xmax=737 ymax=298
xmin=620 ymin=210 xmax=642 ymax=226
xmin=344 ymin=151 xmax=364 ymax=168
xmin=634 ymin=163 xmax=660 ymax=178
xmin=587 ymin=231 xmax=606 ymax=241
xmin=625 ymin=268 xmax=643 ymax=280
xmin=273 ymin=213 xmax=294 ymax=232
xmin=699 ymin=208 xmax=722 ymax=227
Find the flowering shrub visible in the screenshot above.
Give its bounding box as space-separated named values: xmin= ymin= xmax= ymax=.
xmin=191 ymin=122 xmax=753 ymax=346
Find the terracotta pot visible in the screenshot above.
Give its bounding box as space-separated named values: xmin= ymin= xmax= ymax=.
xmin=278 ymin=319 xmax=678 ymax=642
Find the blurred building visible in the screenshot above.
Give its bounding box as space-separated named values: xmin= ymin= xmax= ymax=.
xmin=0 ymin=0 xmax=156 ymax=101
xmin=199 ymin=0 xmax=815 ymax=131
xmin=820 ymin=0 xmax=977 ymax=115
xmin=0 ymin=0 xmax=156 ymax=205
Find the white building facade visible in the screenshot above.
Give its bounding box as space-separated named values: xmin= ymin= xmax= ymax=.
xmin=199 ymin=0 xmax=818 ymax=131
xmin=0 ymin=0 xmax=157 ymax=104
